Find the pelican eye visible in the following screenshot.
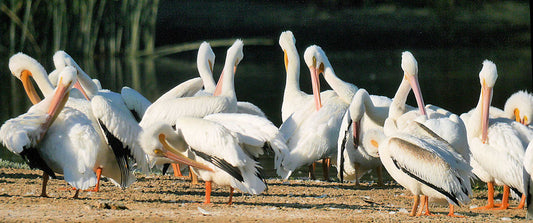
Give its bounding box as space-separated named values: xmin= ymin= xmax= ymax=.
xmin=154 ymin=149 xmax=164 ymax=155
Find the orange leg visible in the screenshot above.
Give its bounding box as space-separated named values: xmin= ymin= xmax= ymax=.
xmin=172 ymin=163 xmax=183 ymax=177
xmin=448 ymin=204 xmax=465 ymax=217
xmin=322 ymin=158 xmax=330 ymax=181
xmin=473 ymin=182 xmax=499 ymax=210
xmin=416 ymin=195 xmax=425 ymax=216
xmin=513 ymin=194 xmax=526 ymax=209
xmin=409 ymin=195 xmax=420 ymax=216
xmin=308 ymin=163 xmax=316 ymax=180
xmin=494 ymin=185 xmax=511 ymax=210
xmin=40 ymin=172 xmax=49 ymax=197
xmin=190 ymin=167 xmax=199 ymax=185
xmin=85 ymin=167 xmax=102 ymax=192
xmin=227 ymin=187 xmax=234 ymax=205
xmin=416 ymin=195 xmax=436 ymax=216
xmin=204 ymin=181 xmax=212 ymax=204
xmin=422 ymin=196 xmax=436 ymax=216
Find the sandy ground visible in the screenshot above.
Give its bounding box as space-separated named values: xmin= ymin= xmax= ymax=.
xmin=0 ymin=167 xmax=528 ymax=222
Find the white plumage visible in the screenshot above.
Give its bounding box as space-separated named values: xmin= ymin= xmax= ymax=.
xmin=140 ymin=40 xmax=244 ymax=128
xmin=1 ymin=67 xmax=100 ymax=196
xmin=379 ymin=51 xmax=472 ymax=217
xmin=52 ymin=51 xmax=149 ymax=173
xmin=9 ymin=53 xmax=135 ymax=192
xmin=204 ymin=113 xmax=290 ymax=178
xmin=461 ymin=60 xmax=533 ymax=210
xmin=337 ymin=89 xmax=390 ymax=184
xmin=140 ymin=119 xmax=266 ymax=204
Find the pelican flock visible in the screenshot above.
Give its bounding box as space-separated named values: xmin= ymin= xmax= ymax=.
xmin=1 ymin=30 xmax=532 ymax=219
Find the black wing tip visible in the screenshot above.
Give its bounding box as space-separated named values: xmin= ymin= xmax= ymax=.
xmin=98 ymin=119 xmax=131 ymax=187
xmin=193 ymin=149 xmax=244 ymax=182
xmin=20 ymin=147 xmax=57 ymax=179
xmin=392 ymin=158 xmax=460 ymax=206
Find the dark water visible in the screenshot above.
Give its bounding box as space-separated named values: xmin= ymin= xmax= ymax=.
xmin=1 ymin=46 xmax=531 ymax=178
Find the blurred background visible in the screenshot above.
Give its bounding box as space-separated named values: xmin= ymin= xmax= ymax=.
xmin=0 ymin=0 xmax=531 ymax=176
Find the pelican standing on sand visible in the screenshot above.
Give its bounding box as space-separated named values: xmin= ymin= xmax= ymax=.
xmin=378 ymin=51 xmax=472 ymax=217
xmin=461 ymin=60 xmax=533 ymax=210
xmin=1 ymin=67 xmax=97 ymax=198
xmin=337 ymin=88 xmax=390 ymax=185
xmin=8 ymin=53 xmax=136 ymax=192
xmin=278 ymin=45 xmax=350 ymax=180
xmin=52 ymin=51 xmax=151 ymax=190
xmin=140 ymin=119 xmax=266 ymax=204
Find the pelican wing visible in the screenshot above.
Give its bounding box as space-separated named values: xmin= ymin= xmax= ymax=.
xmin=121 ymin=86 xmax=151 ymax=122
xmin=175 ymin=117 xmax=249 ymax=168
xmin=386 ymin=134 xmax=472 ymax=205
xmin=0 ymin=112 xmax=48 ymax=154
xmin=140 ymin=95 xmax=236 ymax=127
xmin=337 ymin=108 xmax=352 ymax=181
xmin=236 ymin=101 xmax=266 ymax=118
xmin=91 ymin=92 xmax=149 ymax=173
xmin=154 ymin=77 xmax=203 ymax=103
xmin=204 ymin=113 xmax=290 ymax=178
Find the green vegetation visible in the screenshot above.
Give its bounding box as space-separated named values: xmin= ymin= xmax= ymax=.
xmin=0 ymin=0 xmax=159 ymax=58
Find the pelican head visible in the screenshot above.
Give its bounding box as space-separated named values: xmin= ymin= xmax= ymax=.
xmin=140 ymin=122 xmax=213 ymax=172
xmin=213 ymin=39 xmax=244 ymax=96
xmin=478 ymin=60 xmax=498 ymax=143
xmin=504 ymin=90 xmax=533 ymax=125
xmin=279 ymin=31 xmax=296 ymax=71
xmin=401 ymin=51 xmax=426 ymax=116
xmin=9 ymin=53 xmax=51 ymax=104
xmin=349 ymin=89 xmax=369 ymax=148
xmin=303 ymin=45 xmax=329 ymax=111
xmin=198 ymin=42 xmax=216 ymax=74
xmin=41 ymin=66 xmax=78 ymax=132
xmin=52 ymin=51 xmax=91 ymax=100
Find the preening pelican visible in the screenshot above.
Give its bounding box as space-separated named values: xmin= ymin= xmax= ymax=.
xmin=203 ymin=113 xmax=290 ymax=178
xmin=140 ymin=119 xmax=266 ymax=204
xmin=278 ymin=30 xmax=311 ymax=123
xmin=337 ymin=89 xmax=391 ymax=185
xmin=379 ymin=51 xmax=472 ymax=217
xmin=1 ymin=67 xmax=97 ymax=198
xmin=278 ymin=44 xmax=350 ymax=180
xmin=140 ymin=40 xmax=244 ymax=128
xmin=193 ymin=41 xmax=217 ymax=96
xmin=52 ymin=51 xmax=150 ymax=186
xmin=195 ymin=41 xmax=266 ymax=117
xmin=461 ymin=60 xmax=533 ymax=210
xmin=504 ymin=90 xmax=533 ymax=126
xmin=8 ymin=53 xmax=135 ymax=193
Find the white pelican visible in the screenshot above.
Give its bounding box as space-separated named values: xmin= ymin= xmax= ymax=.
xmin=278 ymin=45 xmax=350 ymax=180
xmin=278 ymin=31 xmax=327 ymax=179
xmin=461 ymin=60 xmax=533 ymax=210
xmin=8 ymin=53 xmax=135 ymax=192
xmin=278 ymin=30 xmax=311 ymax=123
xmin=194 ymin=41 xmax=217 ymax=96
xmin=306 ymin=45 xmax=359 ymax=178
xmin=1 ymin=67 xmax=97 ymax=198
xmin=52 ymin=51 xmax=150 ymax=180
xmin=504 ymin=90 xmax=533 ymax=126
xmin=140 ymin=119 xmax=266 ymax=204
xmin=140 ymin=39 xmax=243 ymax=127
xmin=195 ymin=41 xmax=266 ymax=117
xmin=203 ymin=113 xmax=290 ymax=178
xmin=379 ymin=51 xmax=472 ymax=217
xmin=337 ymin=88 xmax=391 ymax=185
